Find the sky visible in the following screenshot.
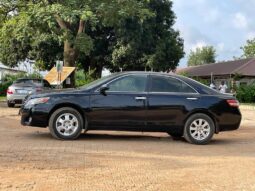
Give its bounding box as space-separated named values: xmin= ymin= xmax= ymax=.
xmin=172 ymin=0 xmax=255 ymax=67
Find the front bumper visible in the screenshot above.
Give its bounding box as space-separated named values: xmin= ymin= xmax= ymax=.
xmin=20 ymin=105 xmax=49 ymax=128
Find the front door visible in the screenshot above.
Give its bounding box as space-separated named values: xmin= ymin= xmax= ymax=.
xmin=89 ymin=74 xmax=148 ymax=130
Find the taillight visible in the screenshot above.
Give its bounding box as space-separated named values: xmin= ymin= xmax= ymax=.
xmin=226 ymin=99 xmax=239 ymax=107
xmin=36 ymin=88 xmax=42 ymax=92
xmin=7 ymin=88 xmax=14 ymax=94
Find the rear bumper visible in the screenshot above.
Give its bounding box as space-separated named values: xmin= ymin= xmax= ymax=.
xmin=7 ymin=94 xmax=26 ymax=104
xmin=20 ymin=106 xmax=49 ymax=128
xmin=218 ymin=111 xmax=242 ymax=132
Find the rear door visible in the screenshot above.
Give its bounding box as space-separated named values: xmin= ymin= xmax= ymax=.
xmin=147 ymin=74 xmax=199 ymax=131
xmin=89 ymin=74 xmax=148 ymax=130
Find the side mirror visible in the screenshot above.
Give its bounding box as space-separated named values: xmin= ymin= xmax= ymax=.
xmin=99 ymin=84 xmax=109 ymax=96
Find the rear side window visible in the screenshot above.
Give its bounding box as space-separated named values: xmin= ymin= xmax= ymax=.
xmin=149 ymin=75 xmax=196 ymax=93
xmin=14 ymin=79 xmax=42 ymax=85
xmin=108 ymin=75 xmax=147 ymax=92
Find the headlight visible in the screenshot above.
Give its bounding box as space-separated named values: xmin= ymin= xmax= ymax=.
xmin=25 ymin=97 xmax=50 ymax=106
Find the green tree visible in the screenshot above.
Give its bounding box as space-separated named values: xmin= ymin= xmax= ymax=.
xmin=188 ymin=46 xmax=216 ymax=66
xmin=112 ymin=0 xmax=184 ymax=72
xmin=241 ymin=38 xmax=255 ymax=58
xmin=0 ymin=0 xmax=151 ymax=86
xmin=68 ymin=0 xmax=184 ymax=77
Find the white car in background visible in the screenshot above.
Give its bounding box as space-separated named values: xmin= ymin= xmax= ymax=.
xmin=7 ymin=78 xmax=51 ymax=107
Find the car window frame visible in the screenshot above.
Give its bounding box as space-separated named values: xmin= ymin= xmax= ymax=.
xmin=95 ymin=74 xmax=149 ymax=93
xmin=148 ymin=74 xmax=199 ymax=94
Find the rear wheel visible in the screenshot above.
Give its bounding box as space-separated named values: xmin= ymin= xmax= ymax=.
xmin=49 ymin=107 xmax=83 ymax=140
xmin=184 ymin=113 xmax=215 ymax=145
xmin=7 ymin=101 xmax=15 ymax=108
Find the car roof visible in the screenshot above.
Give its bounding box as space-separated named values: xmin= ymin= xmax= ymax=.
xmin=116 ymin=71 xmax=178 ymax=76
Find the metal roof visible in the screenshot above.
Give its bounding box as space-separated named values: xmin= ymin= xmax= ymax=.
xmin=0 ymin=63 xmax=25 ymax=72
xmin=176 ymin=58 xmax=255 ymax=77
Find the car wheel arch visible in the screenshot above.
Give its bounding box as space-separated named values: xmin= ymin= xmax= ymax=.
xmin=48 ymin=103 xmax=88 ymax=130
xmin=184 ymin=109 xmax=219 ymax=134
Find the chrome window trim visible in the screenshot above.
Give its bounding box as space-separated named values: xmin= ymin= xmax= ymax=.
xmin=149 ymin=92 xmax=199 ymax=95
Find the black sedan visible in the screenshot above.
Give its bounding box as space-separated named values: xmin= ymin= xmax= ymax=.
xmin=20 ymin=72 xmax=241 ymax=144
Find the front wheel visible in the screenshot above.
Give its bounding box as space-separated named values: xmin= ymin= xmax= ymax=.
xmin=7 ymin=101 xmax=15 ymax=108
xmin=183 ymin=113 xmax=215 ymax=145
xmin=49 ymin=107 xmax=84 ymax=140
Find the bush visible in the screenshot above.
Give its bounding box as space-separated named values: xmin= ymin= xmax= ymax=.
xmin=0 ymin=81 xmax=12 ymax=96
xmin=236 ymin=84 xmax=255 ymax=103
xmin=75 ymin=70 xmax=95 ymax=87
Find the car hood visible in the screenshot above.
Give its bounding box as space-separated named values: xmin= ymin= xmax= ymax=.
xmin=28 ymin=88 xmax=89 ymax=99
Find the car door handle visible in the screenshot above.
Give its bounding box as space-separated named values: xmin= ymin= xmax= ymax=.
xmin=135 ymin=97 xmax=147 ymax=101
xmin=186 ymin=97 xmax=198 ymax=100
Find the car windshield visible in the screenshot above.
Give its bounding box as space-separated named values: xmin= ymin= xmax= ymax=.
xmin=80 ymin=73 xmax=118 ymax=90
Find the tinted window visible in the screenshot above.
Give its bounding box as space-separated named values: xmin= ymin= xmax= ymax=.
xmin=179 ymin=76 xmax=219 ymax=95
xmin=14 ymin=79 xmax=42 ymax=85
xmin=108 ymin=75 xmax=147 ymax=92
xmin=150 ymin=75 xmax=196 ymax=93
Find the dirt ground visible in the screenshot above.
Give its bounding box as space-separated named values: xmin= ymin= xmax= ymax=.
xmin=0 ymin=102 xmax=254 ymax=191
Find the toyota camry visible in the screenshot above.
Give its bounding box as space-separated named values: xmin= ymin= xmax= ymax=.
xmin=20 ymin=72 xmax=241 ymax=144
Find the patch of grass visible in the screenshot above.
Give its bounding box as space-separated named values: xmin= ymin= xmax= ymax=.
xmin=240 ymin=103 xmax=255 ymax=107
xmin=0 ymin=96 xmax=6 ymax=102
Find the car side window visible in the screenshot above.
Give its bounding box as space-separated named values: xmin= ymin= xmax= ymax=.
xmin=150 ymin=75 xmax=196 ymax=93
xmin=107 ymin=75 xmax=147 ymax=92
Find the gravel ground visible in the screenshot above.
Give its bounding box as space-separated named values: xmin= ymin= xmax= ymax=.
xmin=0 ymin=101 xmax=254 ymax=191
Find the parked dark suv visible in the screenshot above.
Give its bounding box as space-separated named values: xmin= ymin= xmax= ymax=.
xmin=7 ymin=78 xmax=51 ymax=107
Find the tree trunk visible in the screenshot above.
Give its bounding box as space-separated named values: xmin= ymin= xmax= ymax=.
xmin=90 ymin=61 xmax=103 ymax=79
xmin=64 ymin=40 xmax=77 ymax=88
xmin=54 ymin=14 xmax=86 ymax=88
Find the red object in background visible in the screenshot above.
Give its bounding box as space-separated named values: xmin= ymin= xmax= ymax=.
xmin=7 ymin=87 xmax=14 ymax=95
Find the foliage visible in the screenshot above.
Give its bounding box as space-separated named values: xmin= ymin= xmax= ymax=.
xmin=236 ymin=84 xmax=255 ymax=103
xmin=188 ymin=46 xmax=216 ymax=66
xmin=241 ymin=38 xmax=255 ymax=58
xmin=75 ymin=69 xmax=95 ymax=87
xmin=0 ymin=81 xmax=12 ymax=96
xmin=233 ymin=73 xmax=243 ymax=81
xmin=0 ymin=0 xmax=151 ymax=70
xmin=0 ymin=0 xmax=184 ymax=82
xmin=111 ymin=0 xmax=184 ymax=72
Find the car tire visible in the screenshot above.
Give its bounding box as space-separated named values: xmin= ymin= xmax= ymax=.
xmin=183 ymin=113 xmax=215 ymax=145
xmin=49 ymin=107 xmax=84 ymax=140
xmin=167 ymin=132 xmax=183 ymax=139
xmin=7 ymin=101 xmax=15 ymax=108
